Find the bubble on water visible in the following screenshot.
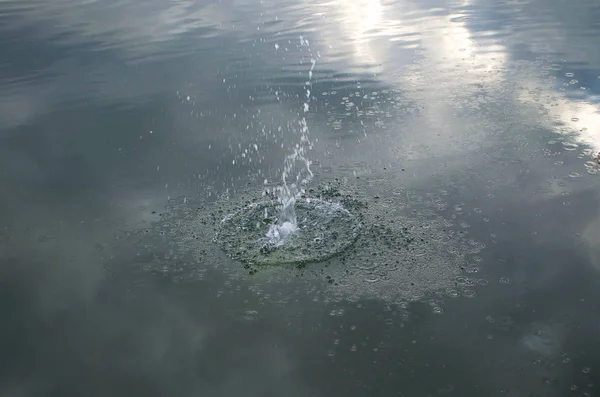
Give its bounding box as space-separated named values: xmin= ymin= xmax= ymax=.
xmin=330 ymin=309 xmax=345 ymax=316
xmin=499 ymin=277 xmax=510 ymax=284
xmin=456 ymin=276 xmax=476 ymax=286
xmin=243 ymin=310 xmax=259 ymax=321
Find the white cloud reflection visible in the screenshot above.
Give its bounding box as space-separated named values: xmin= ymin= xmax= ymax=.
xmin=311 ymin=0 xmax=599 ymax=162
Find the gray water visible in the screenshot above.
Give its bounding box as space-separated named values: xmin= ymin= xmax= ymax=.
xmin=2 ymin=0 xmax=600 ymax=396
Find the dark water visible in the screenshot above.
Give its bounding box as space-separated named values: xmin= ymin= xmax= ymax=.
xmin=2 ymin=0 xmax=600 ymax=395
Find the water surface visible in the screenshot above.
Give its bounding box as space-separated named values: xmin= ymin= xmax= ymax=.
xmin=2 ymin=0 xmax=600 ymax=396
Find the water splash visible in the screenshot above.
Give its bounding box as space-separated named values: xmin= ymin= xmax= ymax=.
xmin=267 ymin=36 xmax=317 ymax=246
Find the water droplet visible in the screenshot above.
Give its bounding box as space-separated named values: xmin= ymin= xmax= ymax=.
xmin=499 ymin=277 xmax=510 ymax=284
xmin=583 ymin=367 xmax=591 ymax=374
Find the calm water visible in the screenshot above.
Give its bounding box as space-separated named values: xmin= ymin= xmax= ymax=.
xmin=2 ymin=0 xmax=600 ymax=395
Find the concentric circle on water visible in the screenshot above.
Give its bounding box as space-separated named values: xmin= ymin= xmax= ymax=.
xmin=216 ymin=199 xmax=361 ymax=265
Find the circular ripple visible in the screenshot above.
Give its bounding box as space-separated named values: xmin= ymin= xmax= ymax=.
xmin=216 ymin=199 xmax=361 ymax=265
